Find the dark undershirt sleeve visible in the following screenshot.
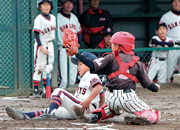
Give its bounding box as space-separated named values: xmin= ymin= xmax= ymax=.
xmin=78 ymin=33 xmax=82 ymax=45
xmin=152 ymin=39 xmax=174 ymax=47
xmin=76 ymin=52 xmax=95 ymax=71
xmin=34 ymin=31 xmax=42 ymax=46
xmin=147 ymin=83 xmax=158 ymax=92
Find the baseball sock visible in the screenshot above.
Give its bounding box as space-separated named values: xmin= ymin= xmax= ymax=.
xmin=48 ymin=96 xmax=62 ymax=114
xmin=33 ymin=80 xmax=40 ymax=92
xmin=43 ymin=78 xmax=46 ymax=93
xmin=24 ymin=110 xmax=44 ymax=118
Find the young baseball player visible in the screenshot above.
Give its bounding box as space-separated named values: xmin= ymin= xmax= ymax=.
xmin=65 ymin=31 xmax=161 ymax=125
xmin=95 ymin=27 xmax=114 ymax=58
xmin=33 ymin=0 xmax=56 ymax=97
xmin=57 ymin=0 xmax=82 ymax=89
xmin=148 ymin=21 xmax=174 ymax=83
xmin=6 ymin=52 xmax=105 ymax=120
xmin=160 ymin=0 xmax=180 ymax=83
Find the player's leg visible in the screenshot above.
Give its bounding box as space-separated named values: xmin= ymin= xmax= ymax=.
xmin=58 ymin=46 xmax=68 ymax=88
xmin=147 ymin=57 xmax=158 ymax=81
xmin=54 ymin=107 xmax=75 ymax=119
xmin=117 ymin=90 xmax=161 ymax=125
xmin=167 ymin=50 xmax=179 ymax=83
xmin=157 ymin=60 xmax=167 ymax=83
xmin=6 ymin=106 xmax=45 ymax=120
xmin=84 ymin=90 xmax=123 ymax=123
xmin=33 ymin=43 xmax=46 ymax=97
xmin=85 ymin=89 xmax=160 ymax=125
xmin=44 ymin=88 xmax=82 ymax=119
xmin=69 ymin=56 xmax=77 ymax=85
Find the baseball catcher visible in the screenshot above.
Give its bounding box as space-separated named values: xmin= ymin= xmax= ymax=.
xmin=65 ymin=31 xmax=161 ymax=125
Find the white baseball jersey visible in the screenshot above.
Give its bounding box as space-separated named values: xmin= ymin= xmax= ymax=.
xmin=161 ymin=10 xmax=180 ymax=83
xmin=57 ymin=12 xmax=82 ymax=46
xmin=149 ymin=36 xmax=174 ymax=58
xmin=74 ymin=71 xmax=103 ymax=104
xmin=33 ymin=14 xmax=56 ymax=43
xmin=33 ymin=13 xmax=56 ymax=81
xmin=57 ymin=12 xmax=82 ymax=88
xmin=160 ymin=10 xmax=180 ymax=43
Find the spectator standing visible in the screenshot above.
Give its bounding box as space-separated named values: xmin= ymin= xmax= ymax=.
xmin=95 ymin=27 xmax=114 ymax=58
xmin=160 ymin=0 xmax=180 ymax=83
xmin=148 ymin=21 xmax=174 ymax=83
xmin=57 ymin=0 xmax=82 ymax=88
xmin=80 ymin=0 xmax=114 ymax=48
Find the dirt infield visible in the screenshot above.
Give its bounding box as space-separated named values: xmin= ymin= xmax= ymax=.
xmin=0 ymin=83 xmax=180 ymax=130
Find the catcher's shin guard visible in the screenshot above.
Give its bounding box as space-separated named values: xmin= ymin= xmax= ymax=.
xmin=134 ymin=109 xmax=161 ymax=124
xmin=90 ymin=104 xmax=115 ymax=123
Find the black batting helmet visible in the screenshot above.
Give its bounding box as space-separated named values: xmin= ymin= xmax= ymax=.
xmin=37 ymin=0 xmax=53 ymax=10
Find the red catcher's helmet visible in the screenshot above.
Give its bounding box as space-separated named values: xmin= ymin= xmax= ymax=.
xmin=111 ymin=31 xmax=135 ymax=55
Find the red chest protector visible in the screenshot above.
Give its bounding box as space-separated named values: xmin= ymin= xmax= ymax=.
xmin=108 ymin=50 xmax=139 ymax=83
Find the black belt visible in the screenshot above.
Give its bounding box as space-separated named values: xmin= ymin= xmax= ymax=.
xmin=108 ymin=88 xmax=131 ymax=93
xmin=92 ymin=103 xmax=97 ymax=109
xmin=155 ymin=57 xmax=166 ymax=61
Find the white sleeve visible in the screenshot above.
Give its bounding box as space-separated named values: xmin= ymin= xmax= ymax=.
xmin=75 ymin=17 xmax=82 ymax=34
xmin=33 ymin=16 xmax=42 ymax=32
xmin=149 ymin=36 xmax=156 ymax=47
xmin=160 ymin=14 xmax=167 ymax=23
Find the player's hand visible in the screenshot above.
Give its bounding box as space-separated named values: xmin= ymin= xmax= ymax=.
xmin=152 ymin=44 xmax=157 ymax=47
xmin=165 ymin=45 xmax=169 ymax=47
xmin=40 ymin=46 xmax=49 ymax=55
xmin=80 ymin=100 xmax=90 ymax=112
xmin=66 ymin=44 xmax=78 ymax=55
xmin=155 ymin=84 xmax=160 ymax=91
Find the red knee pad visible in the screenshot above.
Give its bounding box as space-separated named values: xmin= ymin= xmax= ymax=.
xmin=134 ymin=109 xmax=161 ymax=124
xmin=91 ymin=104 xmax=115 ymax=123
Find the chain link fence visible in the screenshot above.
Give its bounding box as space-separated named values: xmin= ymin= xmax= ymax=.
xmin=0 ymin=0 xmax=57 ymax=95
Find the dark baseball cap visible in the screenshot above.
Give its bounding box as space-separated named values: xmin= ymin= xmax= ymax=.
xmin=71 ymin=52 xmax=97 ymax=65
xmin=60 ymin=0 xmax=73 ymax=3
xmin=156 ymin=21 xmax=167 ymax=30
xmin=101 ymin=27 xmax=114 ymax=36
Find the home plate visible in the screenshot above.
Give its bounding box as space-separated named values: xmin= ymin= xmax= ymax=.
xmin=71 ymin=123 xmax=116 ymax=130
xmin=2 ymin=97 xmax=29 ymax=101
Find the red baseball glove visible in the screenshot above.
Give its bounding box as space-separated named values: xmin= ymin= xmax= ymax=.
xmin=62 ymin=28 xmax=78 ymax=56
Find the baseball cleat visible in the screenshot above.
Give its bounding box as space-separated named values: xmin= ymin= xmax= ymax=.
xmin=33 ymin=89 xmax=40 ymax=98
xmin=6 ymin=106 xmax=28 ymax=120
xmin=32 ymin=113 xmax=57 ymax=120
xmin=124 ymin=114 xmax=151 ymax=125
xmin=84 ymin=113 xmax=99 ymax=123
xmin=41 ymin=93 xmax=46 ymax=98
xmin=72 ymin=105 xmax=84 ymax=119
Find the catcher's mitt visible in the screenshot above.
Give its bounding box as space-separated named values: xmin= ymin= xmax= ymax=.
xmin=62 ymin=28 xmax=78 ymax=56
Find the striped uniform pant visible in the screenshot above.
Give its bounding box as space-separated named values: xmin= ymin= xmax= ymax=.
xmin=105 ymin=89 xmax=150 ymax=114
xmin=50 ymin=88 xmax=97 ymax=119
